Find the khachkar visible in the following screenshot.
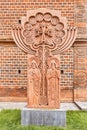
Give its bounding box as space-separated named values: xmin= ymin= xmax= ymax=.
xmin=12 ymin=9 xmax=77 ymax=109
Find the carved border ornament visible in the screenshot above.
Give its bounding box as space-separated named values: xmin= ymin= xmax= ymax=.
xmin=12 ymin=9 xmax=77 ymax=55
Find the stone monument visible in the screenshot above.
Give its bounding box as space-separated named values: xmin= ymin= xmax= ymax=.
xmin=12 ymin=9 xmax=77 ymax=126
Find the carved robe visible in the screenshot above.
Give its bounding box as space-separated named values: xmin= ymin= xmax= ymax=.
xmin=28 ymin=67 xmax=41 ymax=106
xmin=46 ymin=67 xmax=60 ymax=107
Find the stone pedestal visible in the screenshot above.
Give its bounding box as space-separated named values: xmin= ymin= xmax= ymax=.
xmin=21 ymin=108 xmax=66 ymax=127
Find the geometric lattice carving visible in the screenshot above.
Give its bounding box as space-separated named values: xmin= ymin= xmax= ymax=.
xmin=12 ymin=9 xmax=77 ymax=109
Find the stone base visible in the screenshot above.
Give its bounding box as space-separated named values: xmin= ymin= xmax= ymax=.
xmin=21 ymin=108 xmax=66 ymax=127
xmin=75 ymin=102 xmax=87 ymax=110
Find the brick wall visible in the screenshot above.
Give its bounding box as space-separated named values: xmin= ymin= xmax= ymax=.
xmin=60 ymin=47 xmax=74 ymax=102
xmin=0 ymin=41 xmax=27 ymax=101
xmin=0 ymin=0 xmax=86 ymax=39
xmin=0 ymin=0 xmax=86 ymax=102
xmin=0 ymin=41 xmax=74 ymax=102
xmin=0 ymin=0 xmax=74 ymax=39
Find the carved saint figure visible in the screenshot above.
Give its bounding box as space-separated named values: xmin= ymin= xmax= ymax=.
xmin=46 ymin=60 xmax=60 ymax=107
xmin=28 ymin=60 xmax=41 ymax=106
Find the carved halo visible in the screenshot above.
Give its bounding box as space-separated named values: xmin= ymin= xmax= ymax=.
xmin=28 ymin=56 xmax=40 ymax=68
xmin=47 ymin=56 xmax=60 ymax=68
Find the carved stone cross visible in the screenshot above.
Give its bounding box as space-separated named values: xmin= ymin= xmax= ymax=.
xmin=12 ymin=9 xmax=77 ymax=109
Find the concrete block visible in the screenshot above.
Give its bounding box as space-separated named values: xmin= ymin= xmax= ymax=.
xmin=21 ymin=108 xmax=66 ymax=127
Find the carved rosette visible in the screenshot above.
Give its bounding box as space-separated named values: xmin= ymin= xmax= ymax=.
xmin=74 ymin=71 xmax=87 ymax=88
xmin=12 ymin=9 xmax=77 ymax=108
xmin=12 ymin=9 xmax=77 ymax=55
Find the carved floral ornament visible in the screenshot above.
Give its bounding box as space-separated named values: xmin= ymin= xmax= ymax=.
xmin=12 ymin=9 xmax=77 ymax=55
xmin=12 ymin=9 xmax=77 ymax=108
xmin=74 ymin=71 xmax=87 ymax=88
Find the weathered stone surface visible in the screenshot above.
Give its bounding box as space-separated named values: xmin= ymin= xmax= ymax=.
xmin=75 ymin=102 xmax=87 ymax=110
xmin=75 ymin=3 xmax=87 ymax=39
xmin=12 ymin=9 xmax=77 ymax=109
xmin=74 ymin=42 xmax=87 ymax=102
xmin=21 ymin=108 xmax=66 ymax=127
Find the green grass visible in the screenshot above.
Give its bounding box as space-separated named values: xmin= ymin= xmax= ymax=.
xmin=0 ymin=110 xmax=87 ymax=130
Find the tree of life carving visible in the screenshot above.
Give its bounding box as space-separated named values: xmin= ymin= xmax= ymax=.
xmin=12 ymin=9 xmax=77 ymax=108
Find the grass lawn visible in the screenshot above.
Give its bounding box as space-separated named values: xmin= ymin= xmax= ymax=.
xmin=0 ymin=110 xmax=87 ymax=130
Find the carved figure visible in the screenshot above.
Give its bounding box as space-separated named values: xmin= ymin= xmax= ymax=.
xmin=28 ymin=60 xmax=41 ymax=106
xmin=46 ymin=60 xmax=60 ymax=107
xmin=12 ymin=9 xmax=77 ymax=108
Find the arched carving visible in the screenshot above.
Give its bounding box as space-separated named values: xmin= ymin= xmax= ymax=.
xmin=12 ymin=9 xmax=77 ymax=108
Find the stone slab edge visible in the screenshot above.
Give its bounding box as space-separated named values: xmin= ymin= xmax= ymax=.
xmin=21 ymin=108 xmax=66 ymax=127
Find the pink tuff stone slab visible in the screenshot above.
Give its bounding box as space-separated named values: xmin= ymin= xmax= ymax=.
xmin=12 ymin=9 xmax=77 ymax=109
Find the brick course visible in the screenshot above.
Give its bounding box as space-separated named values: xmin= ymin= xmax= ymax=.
xmin=0 ymin=41 xmax=74 ymax=102
xmin=0 ymin=41 xmax=27 ymax=99
xmin=0 ymin=0 xmax=86 ymax=102
xmin=0 ymin=0 xmax=74 ymax=39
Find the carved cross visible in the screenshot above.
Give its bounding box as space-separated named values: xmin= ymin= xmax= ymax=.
xmin=12 ymin=9 xmax=77 ymax=108
xmin=35 ymin=24 xmax=52 ymax=47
